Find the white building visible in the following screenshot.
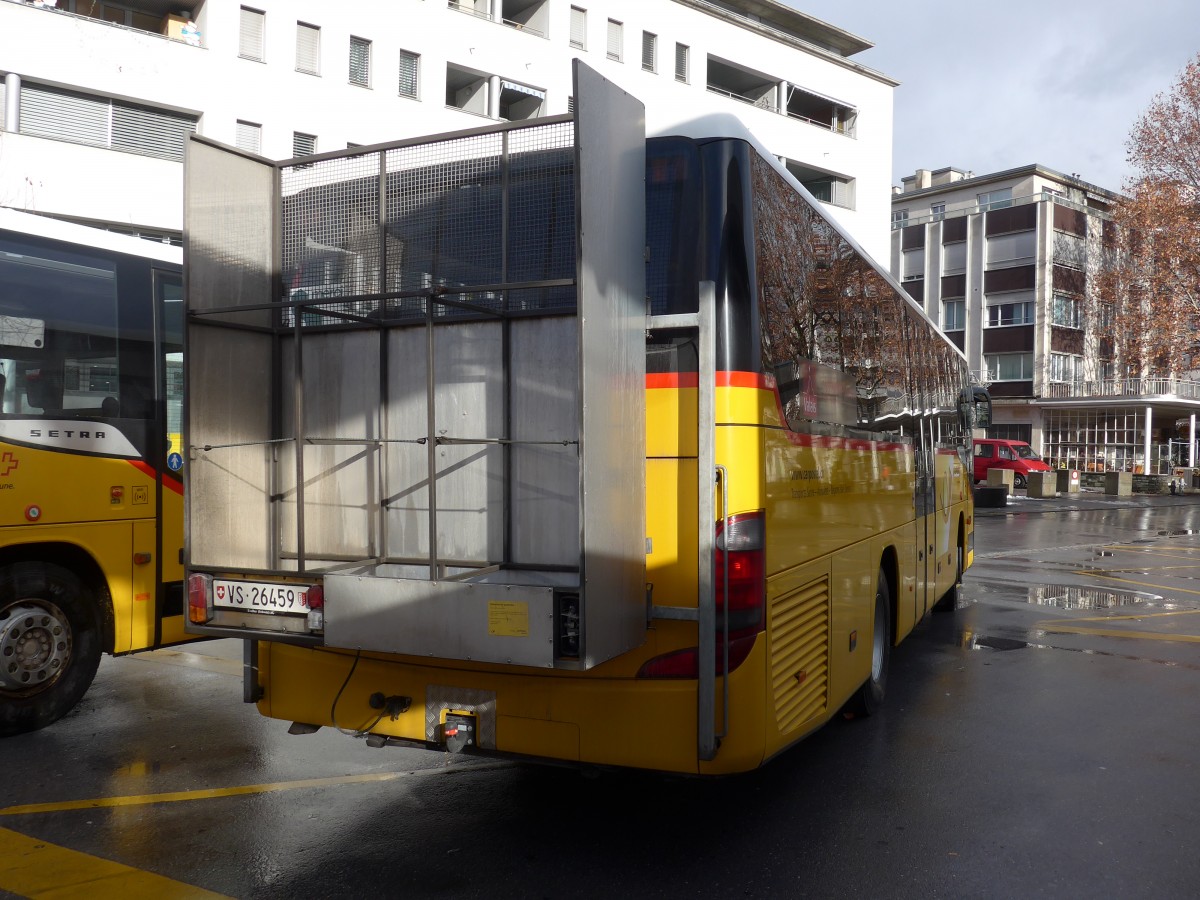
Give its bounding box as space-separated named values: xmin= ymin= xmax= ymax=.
xmin=890 ymin=164 xmax=1200 ymax=479
xmin=0 ymin=0 xmax=896 ymax=259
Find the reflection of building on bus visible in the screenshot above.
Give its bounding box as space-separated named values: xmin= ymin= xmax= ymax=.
xmin=0 ymin=209 xmax=185 ymax=736
xmin=183 ymin=65 xmax=987 ymax=775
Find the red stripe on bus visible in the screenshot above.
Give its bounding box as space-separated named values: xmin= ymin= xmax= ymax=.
xmin=645 ymin=371 xmax=771 ymax=389
xmin=127 ymin=460 xmax=184 ymax=495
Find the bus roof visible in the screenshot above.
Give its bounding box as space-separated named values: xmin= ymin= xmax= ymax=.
xmin=0 ymin=207 xmax=181 ymax=266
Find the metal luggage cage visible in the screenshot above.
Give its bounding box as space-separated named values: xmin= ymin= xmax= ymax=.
xmin=184 ymin=63 xmax=648 ymax=671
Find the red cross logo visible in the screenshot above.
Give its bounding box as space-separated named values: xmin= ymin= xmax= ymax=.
xmin=0 ymin=452 xmax=17 ymax=477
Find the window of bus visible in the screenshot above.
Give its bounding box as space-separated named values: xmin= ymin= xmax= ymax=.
xmin=0 ymin=235 xmax=152 ymax=427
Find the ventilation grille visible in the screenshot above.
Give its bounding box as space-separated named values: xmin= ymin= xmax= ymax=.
xmin=770 ymin=577 xmax=829 ymax=734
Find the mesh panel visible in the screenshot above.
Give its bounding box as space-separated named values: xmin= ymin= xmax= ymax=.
xmin=278 ymin=121 xmax=577 ymax=327
xmin=281 ymin=152 xmax=381 ymax=326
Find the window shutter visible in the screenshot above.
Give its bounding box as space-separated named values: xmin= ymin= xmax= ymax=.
xmin=641 ymin=32 xmax=656 ymax=71
xmin=293 ymin=132 xmax=317 ymax=157
xmin=239 ymin=7 xmax=265 ymax=61
xmin=675 ymin=43 xmax=689 ymax=82
xmin=296 ymin=23 xmax=320 ymax=75
xmin=570 ymin=7 xmax=585 ymax=49
xmin=111 ymin=102 xmax=197 ymax=161
xmin=398 ymin=50 xmax=419 ymax=98
xmin=236 ymin=120 xmax=262 ymax=154
xmin=606 ymin=20 xmax=621 ymax=61
xmin=349 ymin=37 xmax=370 ymax=86
xmin=19 ymin=83 xmax=109 ymax=147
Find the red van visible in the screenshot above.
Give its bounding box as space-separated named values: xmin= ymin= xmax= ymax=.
xmin=973 ymin=438 xmax=1052 ymax=488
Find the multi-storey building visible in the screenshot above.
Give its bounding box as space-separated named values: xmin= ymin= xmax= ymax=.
xmin=891 ymin=165 xmax=1200 ymax=478
xmin=0 ymin=0 xmax=896 ymax=259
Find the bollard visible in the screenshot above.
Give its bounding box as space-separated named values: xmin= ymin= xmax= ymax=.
xmin=1104 ymin=471 xmax=1133 ymax=497
xmin=986 ymin=468 xmax=1015 ymax=492
xmin=1026 ymin=471 xmax=1056 ymax=499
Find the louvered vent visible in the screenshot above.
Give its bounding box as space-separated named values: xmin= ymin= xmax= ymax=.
xmin=770 ymin=577 xmax=829 ymax=734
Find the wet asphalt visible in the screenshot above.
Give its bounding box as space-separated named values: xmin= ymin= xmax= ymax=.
xmin=2 ymin=493 xmax=1200 ymax=898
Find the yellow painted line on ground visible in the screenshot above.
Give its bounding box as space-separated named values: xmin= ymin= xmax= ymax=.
xmin=0 ymin=826 xmax=228 ymax=899
xmin=0 ymin=772 xmax=401 ymax=818
xmin=1087 ymin=570 xmax=1200 ymax=598
xmin=1037 ymin=608 xmax=1200 ymax=643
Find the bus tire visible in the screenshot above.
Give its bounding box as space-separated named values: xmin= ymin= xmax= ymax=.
xmin=933 ymin=541 xmax=963 ymax=613
xmin=0 ymin=563 xmax=102 ymax=737
xmin=845 ymin=568 xmax=891 ymax=718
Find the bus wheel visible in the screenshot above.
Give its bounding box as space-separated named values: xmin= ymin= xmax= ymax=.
xmin=933 ymin=542 xmax=963 ymax=613
xmin=0 ymin=563 xmax=102 ymax=737
xmin=845 ymin=569 xmax=891 ymax=718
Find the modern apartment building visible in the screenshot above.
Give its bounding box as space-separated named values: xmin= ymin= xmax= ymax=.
xmin=891 ymin=165 xmax=1200 ymax=478
xmin=0 ymin=0 xmax=896 ymax=259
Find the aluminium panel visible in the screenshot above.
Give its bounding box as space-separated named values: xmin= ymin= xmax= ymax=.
xmin=573 ymin=62 xmax=648 ymax=666
xmin=184 ymin=136 xmax=278 ymax=569
xmin=277 ymin=330 xmax=381 ymax=563
xmin=186 ymin=324 xmax=274 ymax=569
xmin=509 ymin=316 xmax=580 ymax=568
xmin=324 ymin=574 xmax=555 ymax=668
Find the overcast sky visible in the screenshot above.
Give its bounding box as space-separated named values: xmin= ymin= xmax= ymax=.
xmin=791 ymin=0 xmax=1200 ymax=191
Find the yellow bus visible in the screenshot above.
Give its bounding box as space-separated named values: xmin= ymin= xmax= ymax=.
xmin=0 ymin=209 xmax=186 ymax=736
xmin=183 ymin=65 xmax=987 ymax=774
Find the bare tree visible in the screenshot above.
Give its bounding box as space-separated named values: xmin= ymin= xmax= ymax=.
xmin=1101 ymin=54 xmax=1200 ymax=378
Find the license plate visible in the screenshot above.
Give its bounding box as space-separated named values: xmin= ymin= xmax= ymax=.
xmin=212 ymin=579 xmax=311 ymax=616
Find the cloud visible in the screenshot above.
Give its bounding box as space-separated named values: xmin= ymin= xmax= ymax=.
xmin=792 ymin=0 xmax=1200 ymax=190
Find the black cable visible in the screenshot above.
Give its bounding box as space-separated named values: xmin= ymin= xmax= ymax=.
xmin=329 ymin=648 xmax=386 ymax=738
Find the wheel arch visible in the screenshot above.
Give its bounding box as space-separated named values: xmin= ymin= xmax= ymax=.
xmin=0 ymin=543 xmax=116 ymax=654
xmin=878 ymin=544 xmax=899 ymax=644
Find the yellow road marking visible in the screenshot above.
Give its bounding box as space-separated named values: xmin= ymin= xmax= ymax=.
xmin=1087 ymin=571 xmax=1200 ymax=598
xmin=0 ymin=826 xmax=228 ymax=899
xmin=0 ymin=772 xmax=401 ymax=817
xmin=1037 ymin=608 xmax=1200 ymax=643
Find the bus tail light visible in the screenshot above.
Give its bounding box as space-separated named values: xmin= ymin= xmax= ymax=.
xmin=305 ymin=583 xmax=325 ymax=631
xmin=637 ymin=511 xmax=766 ymax=679
xmin=187 ymin=573 xmax=212 ymax=624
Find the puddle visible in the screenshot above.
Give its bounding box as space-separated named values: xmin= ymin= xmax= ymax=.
xmin=965 ymin=635 xmax=1030 ymax=651
xmin=1025 ymin=585 xmax=1163 ymax=610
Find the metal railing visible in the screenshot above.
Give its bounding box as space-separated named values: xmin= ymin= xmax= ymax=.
xmin=704 ymin=85 xmax=857 ymax=138
xmin=893 ymin=191 xmax=1111 ymax=231
xmin=1041 ymin=377 xmax=1200 ymax=401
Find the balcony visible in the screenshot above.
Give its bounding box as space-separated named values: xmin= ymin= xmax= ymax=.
xmin=705 ymin=54 xmax=857 ymax=138
xmin=447 ymin=0 xmax=548 ymax=39
xmin=893 ymin=191 xmax=1111 ymax=231
xmin=1041 ymin=377 xmax=1200 ymax=402
xmin=2 ymin=0 xmax=203 ymax=45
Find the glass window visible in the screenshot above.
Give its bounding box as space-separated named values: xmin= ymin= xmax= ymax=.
xmin=570 ymin=6 xmax=586 ymax=49
xmin=930 ymin=202 xmax=945 ymax=221
xmin=642 ymin=31 xmax=657 ymax=72
xmin=984 ymin=352 xmax=1033 ymax=381
xmin=607 ymin=19 xmax=622 ymax=61
xmin=1049 ymin=352 xmax=1083 ymax=383
xmin=0 ymin=234 xmax=155 ymax=423
xmin=1052 ymin=293 xmax=1082 ymax=329
xmin=943 ymin=241 xmax=966 ymax=273
xmin=349 ymin=36 xmax=371 ymax=87
xmin=986 ymin=229 xmax=1036 ymax=266
xmin=675 ymin=43 xmax=689 ymax=83
xmin=891 ymin=209 xmax=908 ymax=227
xmin=979 ymin=188 xmax=1012 ymax=211
xmin=292 ymin=132 xmax=317 ymax=157
xmin=986 ymin=290 xmax=1035 ymax=327
xmin=296 ymin=22 xmax=320 ymax=76
xmin=235 ymin=120 xmax=262 ymax=154
xmin=239 ymin=7 xmax=265 ymax=61
xmin=902 ymin=247 xmax=923 ymax=280
xmin=943 ymin=299 xmax=965 ymax=331
xmin=975 ymin=443 xmax=994 ymax=458
xmin=398 ymin=50 xmax=420 ymax=99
